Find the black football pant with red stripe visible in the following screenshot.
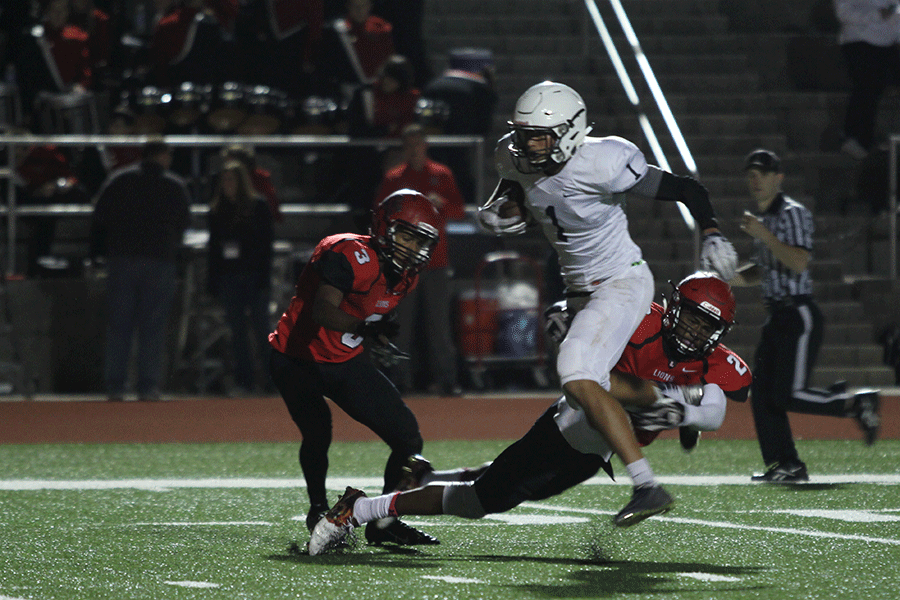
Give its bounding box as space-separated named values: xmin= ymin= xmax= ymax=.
xmin=270 ymin=350 xmax=423 ymax=510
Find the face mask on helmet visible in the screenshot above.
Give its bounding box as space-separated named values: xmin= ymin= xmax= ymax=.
xmin=507 ymin=81 xmax=590 ymax=174
xmin=371 ymin=189 xmax=440 ymax=278
xmin=384 ymin=221 xmax=437 ymax=274
xmin=662 ymin=273 xmax=735 ymax=361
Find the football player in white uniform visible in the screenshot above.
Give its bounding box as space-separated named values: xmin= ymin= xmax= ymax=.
xmin=477 ymin=81 xmax=738 ymax=525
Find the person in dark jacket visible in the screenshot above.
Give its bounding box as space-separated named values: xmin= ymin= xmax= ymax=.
xmin=207 ymin=159 xmax=274 ymax=394
xmin=90 ymin=140 xmax=191 ymax=401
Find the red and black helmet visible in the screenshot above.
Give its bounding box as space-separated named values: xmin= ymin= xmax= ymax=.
xmin=662 ymin=271 xmax=736 ymax=360
xmin=371 ymin=189 xmax=440 ymax=277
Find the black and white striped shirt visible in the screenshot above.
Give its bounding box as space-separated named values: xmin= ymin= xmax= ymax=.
xmin=753 ymin=193 xmax=813 ymax=300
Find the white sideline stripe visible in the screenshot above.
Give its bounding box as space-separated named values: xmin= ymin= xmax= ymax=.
xmin=678 ymin=572 xmax=742 ymax=583
xmin=523 ymin=503 xmax=900 ymax=546
xmin=421 ymin=575 xmax=483 ymax=584
xmin=3 ymin=474 xmax=900 ymax=491
xmin=164 ymin=581 xmax=220 ymax=588
xmin=131 ymin=521 xmax=273 ymax=526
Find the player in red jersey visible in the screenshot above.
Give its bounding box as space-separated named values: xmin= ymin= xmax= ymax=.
xmin=308 ymin=273 xmax=752 ymax=554
xmin=269 ymin=189 xmax=443 ymax=547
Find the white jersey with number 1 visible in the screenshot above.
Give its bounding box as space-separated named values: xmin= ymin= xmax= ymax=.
xmin=496 ymin=133 xmax=649 ymax=293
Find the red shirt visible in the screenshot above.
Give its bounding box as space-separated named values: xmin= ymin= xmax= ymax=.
xmin=615 ymin=303 xmax=752 ymax=445
xmin=45 ymin=24 xmax=92 ymax=88
xmin=345 ymin=16 xmax=393 ymax=80
xmin=269 ymin=234 xmax=417 ymax=363
xmin=375 ymin=159 xmax=465 ymax=269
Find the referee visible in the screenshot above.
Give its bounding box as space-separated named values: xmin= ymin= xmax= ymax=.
xmin=730 ymin=149 xmax=881 ymax=483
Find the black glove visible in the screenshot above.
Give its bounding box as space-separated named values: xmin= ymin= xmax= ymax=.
xmin=369 ymin=340 xmax=410 ymax=368
xmin=356 ymin=313 xmax=400 ymax=340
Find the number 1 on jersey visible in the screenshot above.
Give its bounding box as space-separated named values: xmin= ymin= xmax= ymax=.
xmin=545 ymin=206 xmax=568 ymax=242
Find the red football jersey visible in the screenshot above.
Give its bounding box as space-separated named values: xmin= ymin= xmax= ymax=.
xmin=269 ymin=234 xmax=416 ymax=363
xmin=615 ymin=303 xmax=752 ymax=445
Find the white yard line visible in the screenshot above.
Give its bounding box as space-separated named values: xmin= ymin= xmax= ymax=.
xmin=2 ymin=476 xmax=895 ymax=547
xmin=3 ymin=474 xmax=900 ymax=491
xmin=522 ymin=502 xmax=900 ymax=546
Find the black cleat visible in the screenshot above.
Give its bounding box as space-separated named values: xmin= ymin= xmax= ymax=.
xmin=306 ymin=504 xmax=329 ymax=533
xmin=851 ymin=390 xmax=880 ymax=446
xmin=396 ymin=454 xmax=434 ymax=491
xmin=679 ymin=426 xmax=700 ymax=452
xmin=613 ymin=485 xmax=674 ymax=527
xmin=365 ymin=518 xmax=440 ymax=546
xmin=751 ymin=461 xmax=809 ymax=483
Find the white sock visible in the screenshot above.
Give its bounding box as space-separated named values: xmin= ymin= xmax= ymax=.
xmin=626 ymin=458 xmax=656 ymax=489
xmin=351 ymin=492 xmax=399 ymax=526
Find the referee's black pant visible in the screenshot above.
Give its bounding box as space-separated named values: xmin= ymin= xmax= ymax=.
xmin=750 ymin=297 xmax=850 ymax=467
xmin=270 ymin=350 xmax=424 ymax=510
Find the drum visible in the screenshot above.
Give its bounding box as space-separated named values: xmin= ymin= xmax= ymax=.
xmin=237 ymin=85 xmax=289 ymax=135
xmin=169 ymin=82 xmax=211 ymax=129
xmin=206 ymin=82 xmax=247 ymax=133
xmin=414 ymin=97 xmax=449 ymax=135
xmin=131 ymin=86 xmax=170 ymax=134
xmin=0 ymin=82 xmax=23 ymax=130
xmin=34 ymin=90 xmax=100 ymax=134
xmin=290 ymin=95 xmax=339 ymax=135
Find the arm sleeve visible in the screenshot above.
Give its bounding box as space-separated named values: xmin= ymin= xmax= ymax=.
xmin=681 ymin=383 xmax=727 ymax=431
xmin=634 ymin=166 xmax=719 ymax=230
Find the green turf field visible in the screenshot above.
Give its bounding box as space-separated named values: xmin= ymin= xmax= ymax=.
xmin=1 ymin=439 xmax=898 ymax=599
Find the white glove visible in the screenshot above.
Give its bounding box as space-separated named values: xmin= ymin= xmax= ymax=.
xmin=543 ymin=301 xmax=570 ymax=347
xmin=700 ymin=232 xmax=738 ymax=281
xmin=655 ymin=383 xmax=704 ymax=406
xmin=477 ymin=195 xmax=528 ymax=235
xmin=626 ymin=398 xmax=685 ymax=432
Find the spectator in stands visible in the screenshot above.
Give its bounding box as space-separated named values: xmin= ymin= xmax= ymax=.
xmin=320 ymin=0 xmax=394 ymax=106
xmin=420 ymin=48 xmax=497 ymax=202
xmin=70 ymin=0 xmax=112 ymax=82
xmin=15 ymin=0 xmax=94 ymax=114
xmin=834 ymin=0 xmax=900 ymax=159
xmin=347 ymin=54 xmax=419 ymax=140
xmin=148 ymin=0 xmax=230 ymax=87
xmin=374 ymin=123 xmax=465 ymax=394
xmin=207 ymin=159 xmax=274 ymax=395
xmin=371 ymin=0 xmax=430 ymax=87
xmin=730 ymin=148 xmax=881 ymax=481
xmin=221 ymin=144 xmax=284 ymax=222
xmin=90 ymin=139 xmax=191 ymax=402
xmin=103 ymin=105 xmax=143 ymax=171
xmin=238 ymin=0 xmax=323 ymax=99
xmin=15 ymin=143 xmax=90 ymax=277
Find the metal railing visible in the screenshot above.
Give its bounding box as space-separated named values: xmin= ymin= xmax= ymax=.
xmin=887 ymin=134 xmax=900 ymax=280
xmin=0 ymin=133 xmax=486 ymax=274
xmin=583 ymin=0 xmax=702 ymax=262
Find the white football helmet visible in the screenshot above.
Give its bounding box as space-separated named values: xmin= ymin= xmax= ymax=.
xmin=507 ymin=81 xmax=590 ymax=173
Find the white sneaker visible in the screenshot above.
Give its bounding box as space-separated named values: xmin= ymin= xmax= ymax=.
xmin=841 ymin=138 xmax=868 ymax=160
